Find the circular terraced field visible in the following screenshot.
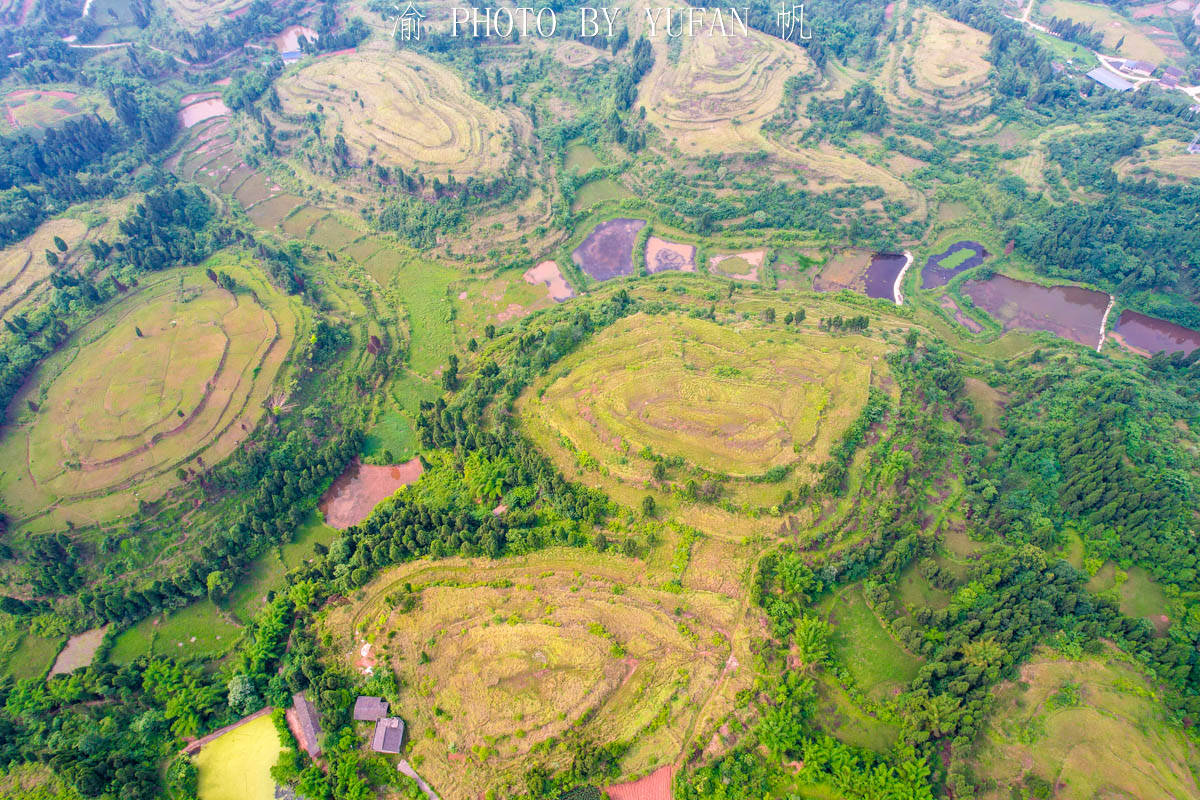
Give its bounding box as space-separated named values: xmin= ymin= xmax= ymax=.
xmin=275 ymin=51 xmax=515 ymax=178
xmin=0 ymin=264 xmax=299 ymax=529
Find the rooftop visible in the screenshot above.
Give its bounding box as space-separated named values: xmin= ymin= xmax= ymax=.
xmin=290 ymin=692 xmax=323 ymax=758
xmin=1087 ymin=68 xmax=1135 ymax=92
xmin=371 ymin=716 xmax=405 ymax=754
xmin=353 ymin=695 xmax=390 ymax=722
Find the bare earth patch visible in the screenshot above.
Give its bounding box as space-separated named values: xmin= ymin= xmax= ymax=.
xmin=524 ymin=260 xmax=576 ymax=301
xmin=49 ymin=626 xmax=109 ymax=676
xmin=709 ymin=249 xmax=765 ymax=281
xmin=319 ymin=457 xmax=424 ymax=529
xmin=605 ymin=764 xmax=675 ymax=800
xmin=645 ymin=237 xmax=696 ymax=273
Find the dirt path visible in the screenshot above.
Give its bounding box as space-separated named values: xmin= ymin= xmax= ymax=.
xmin=180 ymin=707 xmax=273 ymax=755
xmin=1096 ymin=294 xmax=1115 ymax=352
xmin=893 ymin=251 xmax=913 ymax=306
xmin=398 ymin=760 xmax=440 ymax=800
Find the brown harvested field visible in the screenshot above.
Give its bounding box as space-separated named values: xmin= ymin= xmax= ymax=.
xmin=709 ymin=249 xmax=764 ymax=281
xmin=319 ymin=457 xmax=424 ymax=529
xmin=557 ymin=41 xmax=606 ymax=68
xmin=572 ymin=218 xmax=646 ymax=281
xmin=640 ymin=27 xmax=809 ymax=152
xmin=523 ymin=260 xmax=576 ymax=301
xmin=813 ymin=249 xmax=872 ymax=293
xmin=645 ymin=237 xmax=696 ymax=273
xmin=324 ymin=548 xmax=753 ymax=799
xmin=605 ymin=764 xmax=675 ymax=800
xmin=48 ymin=626 xmax=108 ymax=676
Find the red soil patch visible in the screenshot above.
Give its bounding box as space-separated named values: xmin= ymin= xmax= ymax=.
xmin=605 ymin=764 xmax=675 ymax=800
xmin=319 ymin=457 xmax=424 ymax=529
xmin=524 ymin=260 xmax=576 ymax=301
xmin=645 ymin=237 xmax=696 ymax=273
xmin=179 ymin=97 xmax=231 ymax=128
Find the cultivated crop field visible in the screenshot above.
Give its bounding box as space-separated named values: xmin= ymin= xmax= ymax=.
xmin=910 ymin=12 xmax=991 ymax=98
xmin=326 ymin=548 xmax=752 ymax=799
xmin=1 ymin=88 xmax=104 ymax=133
xmin=0 ymin=261 xmax=300 ymax=530
xmin=0 ymin=218 xmax=87 ymax=320
xmin=968 ymin=650 xmax=1200 ymax=799
xmin=160 ymin=0 xmax=252 ymax=31
xmin=523 ymin=313 xmax=879 ymax=480
xmin=1038 ymin=0 xmax=1168 ymax=63
xmin=275 ymin=51 xmax=515 ymax=178
xmin=640 ymin=28 xmax=808 ymax=151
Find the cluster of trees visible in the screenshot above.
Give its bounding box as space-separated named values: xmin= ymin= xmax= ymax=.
xmin=1042 ymin=15 xmax=1102 ymax=49
xmin=0 ymin=115 xmax=120 ymax=191
xmin=804 ymin=82 xmax=890 ymax=140
xmin=178 ymin=0 xmax=307 ymax=63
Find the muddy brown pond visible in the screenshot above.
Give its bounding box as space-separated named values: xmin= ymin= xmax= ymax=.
xmin=962 ymin=274 xmax=1109 ymax=348
xmin=1113 ymin=310 xmax=1200 ymax=356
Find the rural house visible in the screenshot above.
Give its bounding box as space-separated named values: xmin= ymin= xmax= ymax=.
xmin=353 ymin=695 xmax=389 ymax=721
xmin=1121 ymin=60 xmax=1157 ymax=77
xmin=289 ymin=692 xmax=323 ymax=758
xmin=371 ymin=716 xmax=406 ymax=754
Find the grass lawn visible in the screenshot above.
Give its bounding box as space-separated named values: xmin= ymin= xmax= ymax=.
xmin=821 ymin=586 xmax=922 ymax=698
xmin=5 ymin=634 xmax=65 ymax=681
xmin=109 ymin=600 xmax=240 ymax=663
xmin=227 ymin=550 xmax=288 ymax=623
xmin=813 ymin=673 xmax=899 ymax=753
xmin=565 ymin=142 xmax=603 ymax=172
xmin=571 ymin=178 xmax=634 ymax=213
xmin=281 ymin=512 xmax=338 ymax=570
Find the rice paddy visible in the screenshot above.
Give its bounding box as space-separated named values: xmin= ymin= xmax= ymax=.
xmin=0 ymin=261 xmax=300 ymax=531
xmin=274 ymin=51 xmax=515 ymax=178
xmin=521 ymin=313 xmax=881 ymax=480
xmin=324 ymin=547 xmax=753 ymax=799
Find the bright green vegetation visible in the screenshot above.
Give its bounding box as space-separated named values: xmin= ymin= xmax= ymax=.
xmin=565 ymin=142 xmax=604 ymax=172
xmin=193 ymin=714 xmax=281 ymax=800
xmin=5 ymin=634 xmax=64 ymax=681
xmin=821 ymin=587 xmax=922 ymax=698
xmin=108 ymin=600 xmax=240 ymax=663
xmin=571 ymin=178 xmax=634 ymax=212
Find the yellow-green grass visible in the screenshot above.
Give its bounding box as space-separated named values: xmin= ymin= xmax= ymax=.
xmin=565 ymin=142 xmax=603 ymax=172
xmin=108 ymin=599 xmax=240 ymax=663
xmin=814 ymin=673 xmax=900 ymax=753
xmin=324 ymin=548 xmax=754 ymax=799
xmin=0 ymin=217 xmax=88 ymax=321
xmin=194 ymin=714 xmax=282 ymax=800
xmin=280 ymin=511 xmax=338 ymax=570
xmin=1039 ymin=0 xmax=1168 ymax=63
xmin=969 ymin=650 xmax=1200 ymax=799
xmin=5 ymin=634 xmax=64 ymax=681
xmin=453 ymin=270 xmax=554 ymax=342
xmin=571 ymin=178 xmax=634 ymax=213
xmin=640 ymin=26 xmax=810 ymax=152
xmin=910 ymin=12 xmax=992 ymax=98
xmin=2 ymin=89 xmax=107 ymax=133
xmin=228 ymin=550 xmax=288 ymax=623
xmin=523 ymin=313 xmax=881 ymax=479
xmin=1087 ymin=563 xmax=1169 ymax=626
xmin=818 ymin=586 xmax=922 ymax=699
xmin=275 ymin=50 xmax=514 ymax=178
xmin=1115 ymin=137 xmax=1200 ymax=181
xmin=894 ymin=564 xmax=950 ymax=612
xmin=363 ymin=407 xmax=418 ymax=463
xmin=161 ymin=0 xmax=251 ymax=31
xmin=0 ymin=261 xmax=300 ymax=531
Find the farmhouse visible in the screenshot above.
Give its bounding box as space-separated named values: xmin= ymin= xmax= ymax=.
xmin=371 ymin=717 xmax=406 ymax=754
xmin=1121 ymin=60 xmax=1157 ymax=77
xmin=1087 ymin=68 xmax=1134 ymax=92
xmin=289 ymin=692 xmax=323 ymax=757
xmin=353 ymin=695 xmax=389 ymax=721
xmin=1164 ymin=66 xmax=1184 ymax=80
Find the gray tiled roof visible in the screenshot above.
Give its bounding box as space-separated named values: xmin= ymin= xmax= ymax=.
xmin=371 ymin=716 xmax=405 ymax=754
xmin=291 ymin=692 xmax=322 ymax=757
xmin=353 ymin=695 xmax=389 ymax=721
xmin=1087 ymin=68 xmax=1134 ymax=92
